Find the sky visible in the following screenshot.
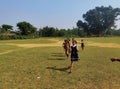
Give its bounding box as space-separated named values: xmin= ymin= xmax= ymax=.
xmin=0 ymin=0 xmax=120 ymax=29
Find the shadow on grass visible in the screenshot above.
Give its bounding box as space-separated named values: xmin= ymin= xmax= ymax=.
xmin=47 ymin=58 xmax=66 ymax=60
xmin=46 ymin=66 xmax=70 ymax=72
xmin=48 ymin=52 xmax=67 ymax=60
xmin=51 ymin=53 xmax=65 ymax=57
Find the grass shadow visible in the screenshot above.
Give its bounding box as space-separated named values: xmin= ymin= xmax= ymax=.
xmin=46 ymin=66 xmax=70 ymax=72
xmin=47 ymin=58 xmax=65 ymax=60
xmin=51 ymin=53 xmax=65 ymax=57
xmin=48 ymin=52 xmax=66 ymax=60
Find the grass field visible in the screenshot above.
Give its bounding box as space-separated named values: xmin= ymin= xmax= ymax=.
xmin=0 ymin=37 xmax=120 ymax=89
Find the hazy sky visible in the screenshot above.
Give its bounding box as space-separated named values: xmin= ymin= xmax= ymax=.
xmin=0 ymin=0 xmax=120 ymax=29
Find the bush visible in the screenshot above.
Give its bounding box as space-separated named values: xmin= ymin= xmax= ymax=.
xmin=0 ymin=33 xmax=16 ymax=40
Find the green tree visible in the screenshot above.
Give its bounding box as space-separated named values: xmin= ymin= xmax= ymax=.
xmin=112 ymin=29 xmax=120 ymax=36
xmin=58 ymin=29 xmax=66 ymax=36
xmin=77 ymin=20 xmax=91 ymax=36
xmin=17 ymin=21 xmax=37 ymax=35
xmin=77 ymin=6 xmax=120 ymax=36
xmin=1 ymin=24 xmax=13 ymax=32
xmin=40 ymin=26 xmax=56 ymax=37
xmin=71 ymin=28 xmax=86 ymax=37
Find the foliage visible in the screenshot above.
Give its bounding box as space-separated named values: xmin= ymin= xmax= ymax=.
xmin=0 ymin=33 xmax=16 ymax=40
xmin=0 ymin=28 xmax=6 ymax=33
xmin=77 ymin=6 xmax=120 ymax=36
xmin=17 ymin=21 xmax=37 ymax=35
xmin=39 ymin=27 xmax=86 ymax=37
xmin=1 ymin=24 xmax=13 ymax=31
xmin=112 ymin=29 xmax=120 ymax=36
xmin=39 ymin=26 xmax=56 ymax=37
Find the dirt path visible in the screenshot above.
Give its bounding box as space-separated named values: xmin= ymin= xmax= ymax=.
xmin=1 ymin=41 xmax=120 ymax=48
xmin=0 ymin=41 xmax=120 ymax=55
xmin=4 ymin=41 xmax=62 ymax=48
xmin=0 ymin=50 xmax=13 ymax=55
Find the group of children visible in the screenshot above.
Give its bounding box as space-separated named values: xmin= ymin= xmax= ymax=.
xmin=62 ymin=38 xmax=85 ymax=73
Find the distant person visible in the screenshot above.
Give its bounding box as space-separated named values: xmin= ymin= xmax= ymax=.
xmin=62 ymin=39 xmax=70 ymax=58
xmin=69 ymin=40 xmax=79 ymax=73
xmin=81 ymin=39 xmax=85 ymax=50
xmin=72 ymin=37 xmax=75 ymax=43
xmin=62 ymin=39 xmax=66 ymax=49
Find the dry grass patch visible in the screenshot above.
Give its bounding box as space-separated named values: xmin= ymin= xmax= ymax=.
xmin=0 ymin=50 xmax=13 ymax=55
xmin=87 ymin=41 xmax=120 ymax=48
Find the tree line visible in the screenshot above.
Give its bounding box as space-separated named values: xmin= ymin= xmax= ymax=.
xmin=0 ymin=5 xmax=120 ymax=40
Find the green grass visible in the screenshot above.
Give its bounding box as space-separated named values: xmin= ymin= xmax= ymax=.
xmin=0 ymin=45 xmax=19 ymax=52
xmin=0 ymin=37 xmax=120 ymax=89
